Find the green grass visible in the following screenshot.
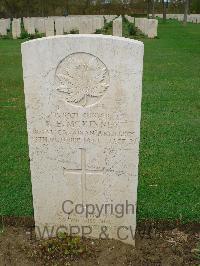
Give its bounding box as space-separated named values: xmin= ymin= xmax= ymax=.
xmin=0 ymin=20 xmax=200 ymax=222
xmin=138 ymin=20 xmax=200 ymax=222
xmin=0 ymin=39 xmax=33 ymax=215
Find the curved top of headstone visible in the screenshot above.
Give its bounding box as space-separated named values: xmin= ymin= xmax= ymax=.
xmin=21 ymin=34 xmax=143 ymax=48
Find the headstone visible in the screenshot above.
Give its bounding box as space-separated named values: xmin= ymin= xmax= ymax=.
xmin=113 ymin=16 xmax=122 ymax=37
xmin=125 ymin=15 xmax=135 ymax=24
xmin=135 ymin=18 xmax=142 ymax=30
xmin=79 ymin=18 xmax=93 ymax=34
xmin=135 ymin=18 xmax=148 ymax=35
xmin=55 ymin=17 xmax=64 ymax=35
xmin=21 ymin=34 xmax=144 ymax=246
xmin=188 ymin=16 xmax=197 ymax=23
xmin=64 ymin=17 xmax=79 ymax=33
xmin=0 ymin=19 xmax=7 ymax=36
xmin=27 ymin=18 xmax=35 ymax=35
xmin=196 ymin=16 xmax=200 ymax=24
xmin=35 ymin=18 xmax=45 ymax=34
xmin=63 ymin=17 xmax=70 ymax=33
xmin=104 ymin=15 xmax=117 ymax=23
xmin=141 ymin=18 xmax=148 ymax=35
xmin=177 ymin=14 xmax=184 ymax=21
xmin=45 ymin=17 xmax=54 ymax=36
xmin=135 ymin=18 xmax=158 ymax=38
xmin=23 ymin=17 xmax=29 ymax=31
xmin=92 ymin=17 xmax=104 ymax=32
xmin=147 ymin=19 xmax=158 ymax=38
xmin=5 ymin=18 xmax=11 ymax=30
xmin=12 ymin=18 xmax=21 ymax=39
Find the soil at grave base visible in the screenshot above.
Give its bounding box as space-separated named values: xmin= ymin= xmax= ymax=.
xmin=0 ymin=218 xmax=199 ymax=266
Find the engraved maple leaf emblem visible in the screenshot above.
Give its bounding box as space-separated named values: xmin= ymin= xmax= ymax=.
xmin=56 ymin=53 xmax=109 ymax=107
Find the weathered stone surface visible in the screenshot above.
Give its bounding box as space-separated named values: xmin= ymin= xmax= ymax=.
xmin=5 ymin=18 xmax=11 ymax=30
xmin=64 ymin=17 xmax=79 ymax=33
xmin=35 ymin=18 xmax=45 ymax=34
xmin=0 ymin=18 xmax=10 ymax=34
xmin=23 ymin=17 xmax=29 ymax=31
xmin=113 ymin=16 xmax=122 ymax=37
xmin=135 ymin=18 xmax=147 ymax=35
xmin=135 ymin=18 xmax=158 ymax=38
xmin=45 ymin=17 xmax=54 ymax=36
xmin=55 ymin=17 xmax=64 ymax=35
xmin=12 ymin=18 xmax=21 ymax=39
xmin=21 ymin=34 xmax=144 ymax=245
xmin=78 ymin=17 xmax=104 ymax=34
xmin=79 ymin=18 xmax=93 ymax=34
xmin=63 ymin=16 xmax=104 ymax=34
xmin=92 ymin=17 xmax=104 ymax=32
xmin=104 ymin=15 xmax=117 ymax=23
xmin=196 ymin=16 xmax=200 ymax=23
xmin=63 ymin=17 xmax=70 ymax=33
xmin=27 ymin=18 xmax=35 ymax=35
xmin=125 ymin=15 xmax=135 ymax=24
xmin=0 ymin=19 xmax=8 ymax=35
xmin=147 ymin=19 xmax=158 ymax=38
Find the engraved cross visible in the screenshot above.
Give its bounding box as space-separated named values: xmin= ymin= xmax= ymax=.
xmin=63 ymin=148 xmax=104 ymax=204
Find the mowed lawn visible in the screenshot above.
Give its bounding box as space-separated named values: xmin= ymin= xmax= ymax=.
xmin=0 ymin=20 xmax=199 ymax=222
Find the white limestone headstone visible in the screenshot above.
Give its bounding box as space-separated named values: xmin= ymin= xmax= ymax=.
xmin=63 ymin=17 xmax=70 ymax=33
xmin=65 ymin=17 xmax=79 ymax=33
xmin=141 ymin=18 xmax=149 ymax=35
xmin=23 ymin=17 xmax=29 ymax=31
xmin=27 ymin=18 xmax=35 ymax=35
xmin=135 ymin=18 xmax=158 ymax=38
xmin=21 ymin=34 xmax=144 ymax=246
xmin=113 ymin=16 xmax=122 ymax=37
xmin=5 ymin=18 xmax=11 ymax=30
xmin=177 ymin=14 xmax=184 ymax=21
xmin=135 ymin=18 xmax=141 ymax=29
xmin=135 ymin=18 xmax=148 ymax=35
xmin=188 ymin=16 xmax=197 ymax=23
xmin=79 ymin=18 xmax=93 ymax=34
xmin=45 ymin=17 xmax=54 ymax=36
xmin=12 ymin=18 xmax=21 ymax=39
xmin=147 ymin=19 xmax=158 ymax=38
xmin=104 ymin=15 xmax=117 ymax=23
xmin=125 ymin=15 xmax=135 ymax=24
xmin=196 ymin=16 xmax=200 ymax=24
xmin=55 ymin=17 xmax=64 ymax=35
xmin=92 ymin=17 xmax=104 ymax=32
xmin=0 ymin=19 xmax=7 ymax=36
xmin=35 ymin=18 xmax=45 ymax=34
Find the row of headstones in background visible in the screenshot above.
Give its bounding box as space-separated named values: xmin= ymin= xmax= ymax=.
xmin=135 ymin=18 xmax=158 ymax=38
xmin=187 ymin=15 xmax=200 ymax=23
xmin=1 ymin=15 xmax=118 ymax=38
xmin=24 ymin=16 xmax=106 ymax=36
xmin=0 ymin=17 xmax=21 ymax=38
xmin=154 ymin=13 xmax=200 ymax=23
xmin=22 ymin=15 xmax=118 ymax=37
xmin=113 ymin=16 xmax=158 ymax=39
xmin=1 ymin=15 xmax=159 ymax=39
